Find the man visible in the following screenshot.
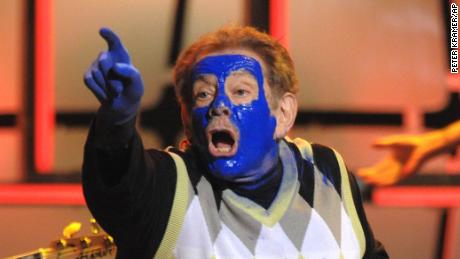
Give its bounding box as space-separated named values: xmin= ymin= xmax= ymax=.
xmin=83 ymin=26 xmax=388 ymax=258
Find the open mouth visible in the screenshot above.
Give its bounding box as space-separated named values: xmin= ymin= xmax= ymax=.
xmin=208 ymin=129 xmax=237 ymax=157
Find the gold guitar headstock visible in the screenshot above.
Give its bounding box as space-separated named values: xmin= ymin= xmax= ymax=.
xmin=6 ymin=219 xmax=117 ymax=259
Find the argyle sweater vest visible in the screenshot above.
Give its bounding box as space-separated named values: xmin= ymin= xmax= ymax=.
xmin=154 ymin=138 xmax=366 ymax=259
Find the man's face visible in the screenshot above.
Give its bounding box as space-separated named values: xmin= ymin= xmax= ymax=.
xmin=189 ymin=50 xmax=279 ymax=182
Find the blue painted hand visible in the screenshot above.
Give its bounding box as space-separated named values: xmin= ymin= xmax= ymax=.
xmin=83 ymin=27 xmax=144 ymax=125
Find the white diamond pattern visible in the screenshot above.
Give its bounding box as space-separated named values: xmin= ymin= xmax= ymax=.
xmin=340 ymin=204 xmax=361 ymax=259
xmin=254 ymin=223 xmax=300 ymax=259
xmin=301 ymin=209 xmax=341 ymax=259
xmin=174 ymin=197 xmax=215 ymax=258
xmin=213 ymin=223 xmax=254 ymax=259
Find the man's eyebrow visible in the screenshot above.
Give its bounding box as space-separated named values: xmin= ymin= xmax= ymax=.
xmin=195 ymin=75 xmax=217 ymax=86
xmin=230 ymin=70 xmax=252 ymax=76
xmin=229 ymin=70 xmax=258 ymax=82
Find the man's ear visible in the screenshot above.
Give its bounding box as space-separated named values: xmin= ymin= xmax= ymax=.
xmin=181 ymin=105 xmax=193 ymax=140
xmin=274 ymin=92 xmax=297 ymax=139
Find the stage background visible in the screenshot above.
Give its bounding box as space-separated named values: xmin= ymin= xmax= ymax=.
xmin=0 ymin=0 xmax=459 ymax=258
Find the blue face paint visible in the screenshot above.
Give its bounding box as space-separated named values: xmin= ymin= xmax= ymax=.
xmin=191 ymin=54 xmax=279 ymax=185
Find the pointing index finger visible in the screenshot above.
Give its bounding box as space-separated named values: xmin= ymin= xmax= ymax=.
xmin=99 ymin=27 xmax=130 ymax=63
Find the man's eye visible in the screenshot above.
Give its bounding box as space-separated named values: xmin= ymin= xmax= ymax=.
xmin=196 ymin=91 xmax=212 ymax=99
xmin=234 ymin=89 xmax=249 ymax=96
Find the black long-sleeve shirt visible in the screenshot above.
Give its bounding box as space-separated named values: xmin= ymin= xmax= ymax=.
xmin=82 ymin=117 xmax=388 ymax=259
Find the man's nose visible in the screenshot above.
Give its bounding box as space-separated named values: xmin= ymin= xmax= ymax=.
xmin=208 ymin=104 xmax=231 ymax=117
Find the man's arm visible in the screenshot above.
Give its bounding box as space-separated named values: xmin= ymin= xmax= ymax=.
xmin=81 ymin=28 xmax=177 ymax=258
xmin=82 ymin=26 xmax=145 ymax=188
xmin=82 ymin=27 xmax=146 ymax=219
xmin=82 ymin=118 xmax=178 ymax=257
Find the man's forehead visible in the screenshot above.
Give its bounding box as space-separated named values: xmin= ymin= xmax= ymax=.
xmin=196 ymin=70 xmax=256 ymax=80
xmin=194 ymin=54 xmax=262 ymax=73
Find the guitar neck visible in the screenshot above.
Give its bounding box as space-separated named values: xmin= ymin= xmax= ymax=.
xmin=5 ymin=248 xmax=49 ymax=259
xmin=6 ymin=235 xmax=116 ymax=259
xmin=8 ymin=246 xmax=116 ymax=259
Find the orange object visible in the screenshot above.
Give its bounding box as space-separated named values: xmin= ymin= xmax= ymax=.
xmin=373 ymin=186 xmax=460 ymax=207
xmin=35 ymin=0 xmax=55 ymax=173
xmin=0 ymin=184 xmax=84 ymax=205
xmin=270 ymin=0 xmax=289 ymax=49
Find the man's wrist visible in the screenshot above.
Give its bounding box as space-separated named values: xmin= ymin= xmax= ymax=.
xmin=93 ymin=114 xmax=137 ymax=149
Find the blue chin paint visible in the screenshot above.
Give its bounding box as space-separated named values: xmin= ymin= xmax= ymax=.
xmin=191 ymin=54 xmax=279 ymax=185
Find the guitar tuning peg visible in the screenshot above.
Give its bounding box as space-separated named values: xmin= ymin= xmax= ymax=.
xmin=62 ymin=221 xmax=82 ymax=239
xmin=90 ymin=218 xmax=101 ymax=234
xmin=80 ymin=236 xmax=92 ymax=248
xmin=56 ymin=238 xmax=68 ymax=250
xmin=104 ymin=235 xmax=115 ymax=248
